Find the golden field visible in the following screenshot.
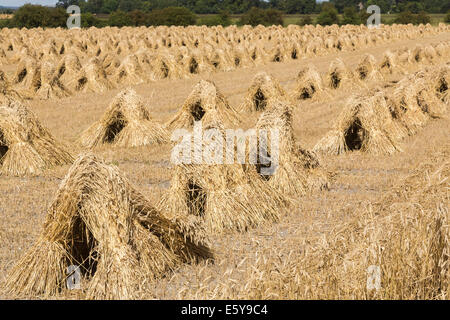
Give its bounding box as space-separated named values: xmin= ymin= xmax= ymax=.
xmin=0 ymin=23 xmax=449 ymax=299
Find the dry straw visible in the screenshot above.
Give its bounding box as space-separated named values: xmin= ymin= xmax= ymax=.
xmin=325 ymin=58 xmax=354 ymax=89
xmin=149 ymin=51 xmax=184 ymax=80
xmin=0 ymin=100 xmax=73 ymax=176
xmin=80 ymin=88 xmax=168 ymax=148
xmin=413 ymin=75 xmax=447 ymax=118
xmin=430 ymin=65 xmax=449 ymax=104
xmin=159 ymin=121 xmax=285 ymax=234
xmin=36 ymin=60 xmax=70 ymax=100
xmin=4 ymin=153 xmax=212 ymax=299
xmin=112 ymin=54 xmax=147 ymax=85
xmin=73 ymin=57 xmax=114 ymax=93
xmin=55 ymin=53 xmax=83 ymax=92
xmin=379 ymin=50 xmax=397 ymax=74
xmin=167 ymin=80 xmax=239 ymax=131
xmin=0 ymin=69 xmax=22 ymax=104
xmin=12 ymin=56 xmax=41 ymax=98
xmin=240 ymin=72 xmax=288 ymax=112
xmin=100 ymin=52 xmax=122 ymax=76
xmin=386 ymin=77 xmax=430 ymax=136
xmin=250 ymin=100 xmax=329 ymax=196
xmin=291 ymin=65 xmax=324 ymax=101
xmin=355 ymin=54 xmax=383 ymax=82
xmin=314 ymin=90 xmax=404 ymax=155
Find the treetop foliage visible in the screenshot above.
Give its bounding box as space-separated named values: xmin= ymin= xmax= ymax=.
xmin=54 ymin=0 xmax=450 ymax=15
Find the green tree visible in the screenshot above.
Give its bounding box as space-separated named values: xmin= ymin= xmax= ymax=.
xmin=127 ymin=9 xmax=149 ymax=26
xmin=81 ymin=12 xmax=103 ymax=27
xmin=108 ymin=10 xmax=132 ymax=26
xmin=404 ymin=1 xmax=424 ymax=14
xmin=118 ymin=0 xmax=142 ymax=12
xmin=341 ymin=6 xmax=361 ymax=25
xmin=284 ymin=0 xmax=316 ymax=14
xmin=264 ymin=8 xmax=284 ymax=25
xmin=101 ymin=0 xmax=119 ymax=13
xmin=366 ymin=0 xmax=392 ymax=13
xmin=198 ymin=10 xmax=232 ymax=26
xmin=86 ymin=0 xmax=104 ymax=14
xmin=11 ymin=4 xmax=68 ymax=28
xmin=446 ymin=11 xmax=450 ymax=23
xmin=297 ymin=15 xmax=313 ymax=26
xmin=331 ymin=0 xmax=358 ymax=13
xmin=316 ymin=3 xmax=340 ymax=25
xmin=415 ymin=10 xmax=431 ymax=24
xmin=218 ymin=10 xmax=232 ymax=25
xmin=394 ymin=10 xmax=415 ymax=24
xmin=148 ymin=7 xmax=197 ymax=26
xmin=240 ymin=7 xmax=283 ymax=26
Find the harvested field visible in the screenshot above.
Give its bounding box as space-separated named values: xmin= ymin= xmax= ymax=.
xmin=0 ymin=24 xmax=449 ymax=300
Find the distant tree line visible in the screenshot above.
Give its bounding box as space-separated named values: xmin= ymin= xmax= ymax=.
xmin=55 ymin=0 xmax=317 ymax=15
xmin=0 ymin=8 xmax=14 ymax=14
xmin=1 ymin=5 xmax=68 ymax=28
xmin=304 ymin=2 xmax=437 ymax=26
xmin=331 ymin=0 xmax=449 ymax=14
xmin=54 ymin=0 xmax=450 ymax=15
xmin=0 ymin=2 xmax=448 ymax=29
xmin=0 ymin=4 xmax=283 ymax=28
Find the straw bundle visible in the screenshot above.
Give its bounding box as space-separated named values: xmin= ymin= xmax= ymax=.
xmin=326 ymin=59 xmax=353 ymax=89
xmin=430 ymin=66 xmax=449 ymax=103
xmin=355 ymin=54 xmax=382 ymax=81
xmin=386 ymin=79 xmax=429 ymax=135
xmin=9 ymin=46 xmax=33 ymax=64
xmin=0 ymin=69 xmax=22 ymax=104
xmin=167 ymin=80 xmax=239 ymax=130
xmin=229 ymin=46 xmax=254 ymax=68
xmin=413 ymin=76 xmax=447 ymax=118
xmin=208 ymin=48 xmax=234 ymax=72
xmin=5 ymin=153 xmax=212 ymax=299
xmin=12 ymin=57 xmax=41 ymax=97
xmin=74 ymin=58 xmax=114 ymax=93
xmin=36 ymin=60 xmax=70 ymax=100
xmin=0 ymin=47 xmax=7 ymax=63
xmin=396 ymin=47 xmax=411 ymax=64
xmin=0 ymin=100 xmax=73 ymax=176
xmin=159 ymin=123 xmax=284 ymax=233
xmin=248 ymin=44 xmax=266 ymax=65
xmin=112 ymin=54 xmax=146 ymax=85
xmin=434 ymin=43 xmax=449 ymax=57
xmin=56 ymin=53 xmax=83 ymax=91
xmin=240 ymin=72 xmax=288 ymax=112
xmin=100 ymin=53 xmax=122 ymax=76
xmin=251 ymin=100 xmax=329 ymax=196
xmin=314 ymin=90 xmax=403 ymax=155
xmin=182 ymin=50 xmax=214 ymax=75
xmin=291 ymin=65 xmax=324 ymax=101
xmin=149 ymin=52 xmax=182 ymax=80
xmin=379 ymin=50 xmax=397 ymax=74
xmin=80 ymin=88 xmax=168 ymax=148
xmin=423 ymin=45 xmax=437 ymax=62
xmin=411 ymin=45 xmax=426 ymax=63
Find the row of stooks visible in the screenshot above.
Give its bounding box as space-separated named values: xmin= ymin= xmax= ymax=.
xmin=243 ymin=41 xmax=449 ymax=110
xmin=2 ymin=22 xmax=446 ymax=64
xmin=1 ymin=24 xmax=446 ymax=63
xmin=0 ymin=40 xmax=448 ymax=102
xmin=0 ymin=46 xmax=449 ymax=176
xmin=0 ymin=25 xmax=449 ymax=99
xmin=1 ymin=60 xmax=448 ymax=299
